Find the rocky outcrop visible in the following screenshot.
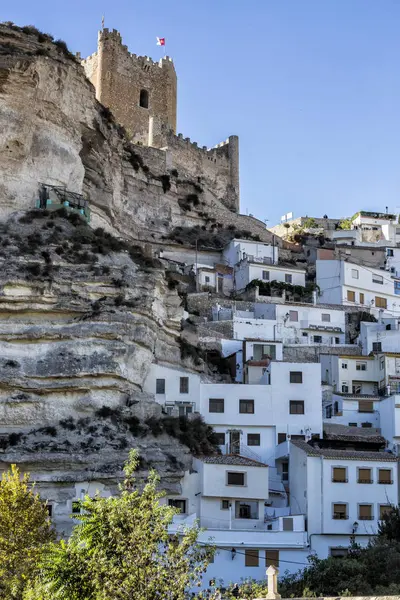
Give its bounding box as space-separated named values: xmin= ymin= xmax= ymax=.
xmin=0 ymin=209 xmax=203 ymax=528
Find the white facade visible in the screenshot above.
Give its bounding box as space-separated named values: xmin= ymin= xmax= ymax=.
xmin=168 ymin=456 xmax=309 ymax=588
xmin=331 ymin=212 xmax=400 ymax=247
xmin=288 ymin=441 xmax=399 ymax=558
xmin=324 ymin=393 xmax=380 ymax=428
xmin=358 ymin=319 xmax=400 ymax=355
xmin=320 ymin=354 xmax=383 ymax=394
xmin=216 ymin=302 xmax=346 ymax=345
xmin=223 ymin=239 xmax=278 ymax=267
xmin=317 ymin=259 xmax=400 ymax=315
xmin=235 ymin=260 xmax=306 ymax=292
xmin=200 ymin=362 xmax=323 ymax=463
xmin=143 ymin=364 xmax=201 ymax=414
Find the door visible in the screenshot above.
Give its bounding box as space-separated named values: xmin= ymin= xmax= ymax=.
xmin=229 ymin=430 xmax=240 ymax=454
xmin=217 ymin=277 xmax=223 ymax=293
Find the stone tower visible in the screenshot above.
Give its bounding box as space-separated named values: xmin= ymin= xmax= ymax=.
xmin=82 ymin=29 xmax=177 ymax=147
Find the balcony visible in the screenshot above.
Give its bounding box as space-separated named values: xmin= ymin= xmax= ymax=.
xmin=247 ymin=255 xmax=273 ymax=265
xmin=223 ymin=443 xmax=267 ymax=464
xmin=357 ymin=479 xmax=373 ymax=484
xmin=378 ymin=480 xmax=393 ymax=485
xmin=333 ymin=513 xmax=348 ymax=520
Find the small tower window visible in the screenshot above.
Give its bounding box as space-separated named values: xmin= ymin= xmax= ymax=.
xmin=139 ymin=89 xmax=149 ymax=108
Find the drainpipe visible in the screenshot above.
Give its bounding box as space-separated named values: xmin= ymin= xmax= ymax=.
xmin=229 ymin=502 xmax=232 ymax=530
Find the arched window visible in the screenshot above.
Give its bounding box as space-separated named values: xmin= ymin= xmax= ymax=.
xmin=139 ymin=89 xmax=149 ymax=108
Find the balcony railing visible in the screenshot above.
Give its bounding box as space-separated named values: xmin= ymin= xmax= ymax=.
xmin=359 ymin=516 xmax=374 ymax=520
xmin=224 ymin=443 xmax=267 ymax=464
xmin=358 ymin=479 xmax=373 ymax=484
xmin=378 ymin=480 xmax=393 ymax=485
xmin=332 ymin=478 xmax=348 ymax=483
xmin=333 ymin=513 xmax=348 ymax=520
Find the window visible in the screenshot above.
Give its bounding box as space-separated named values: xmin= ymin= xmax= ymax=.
xmin=341 ymin=362 xmax=348 ymax=369
xmin=227 ymin=472 xmax=245 ymax=486
xmin=359 ymin=504 xmax=373 ymax=520
xmin=221 ymin=499 xmax=230 ymax=510
xmin=282 ymin=517 xmax=293 ymax=531
xmin=290 ymin=400 xmax=304 ymax=415
xmin=209 ymin=398 xmax=224 ymax=413
xmin=380 ymin=357 xmax=385 ymax=370
xmin=353 ymin=383 xmax=362 ymax=394
xmin=348 ymin=422 xmax=357 ymax=427
xmin=313 ymin=335 xmax=322 ymax=343
xmin=360 ymin=293 xmax=365 ymax=304
xmin=247 ymin=433 xmax=260 ymax=446
xmin=156 ymin=378 xmax=165 ymax=394
xmin=375 ymin=296 xmax=387 ymax=309
xmin=282 ymin=462 xmax=289 ymax=481
xmin=285 ymin=274 xmax=292 ymax=284
xmin=239 ymin=399 xmax=254 ymax=414
xmin=380 ymin=505 xmax=393 ymax=519
xmin=373 ymin=274 xmax=383 ymax=285
xmin=290 ymin=371 xmax=303 ymax=383
xmin=359 ymin=400 xmax=373 ymax=413
xmin=180 ymin=377 xmax=189 ymax=394
xmin=341 ymin=382 xmax=349 ymax=393
xmin=278 ymin=433 xmax=287 ymax=444
xmin=333 ymin=503 xmax=348 ymax=519
xmin=332 ymin=467 xmax=347 ymax=483
xmin=326 ymin=404 xmax=332 ymax=418
xmin=262 ymin=270 xmax=270 ymax=281
xmin=373 ymin=342 xmax=382 ymax=352
xmin=168 ymin=499 xmax=187 ymax=513
xmin=266 ymin=550 xmax=279 ymax=567
xmin=205 ymin=276 xmax=210 ymax=284
xmin=387 ymin=249 xmax=394 ymax=257
xmin=351 ymin=269 xmax=359 ymax=279
xmin=322 ymin=313 xmax=331 ymax=322
xmin=330 ymin=548 xmax=349 ymax=558
xmin=356 ymin=361 xmax=367 ymax=371
xmin=378 ymin=469 xmax=393 ymax=484
xmin=139 ymin=89 xmax=149 ymax=108
xmin=45 ymin=504 xmax=53 ymax=517
xmin=289 ymin=310 xmax=298 ymax=322
xmin=347 ymin=290 xmax=355 ymax=302
xmin=245 ymin=549 xmax=259 ymax=567
xmin=358 ymin=468 xmax=372 ymax=484
xmin=235 ymin=501 xmax=258 ymax=519
xmin=335 ymin=337 xmax=340 ymax=344
xmin=213 ymin=432 xmax=225 ymax=445
xmin=395 ymin=281 xmax=400 ymax=296
xmin=361 ymin=422 xmax=372 ymax=428
xmin=178 ymin=405 xmax=192 ymax=417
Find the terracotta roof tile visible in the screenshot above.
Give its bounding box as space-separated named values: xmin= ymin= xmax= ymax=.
xmin=200 ymin=455 xmax=268 ymax=467
xmin=291 ymin=439 xmax=398 ymax=462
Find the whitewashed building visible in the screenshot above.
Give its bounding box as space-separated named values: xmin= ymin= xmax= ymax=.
xmin=235 ymin=260 xmax=306 ymax=292
xmin=168 ymin=455 xmax=309 ymax=587
xmin=223 ymin=239 xmax=279 ymax=267
xmin=320 ymin=354 xmax=383 ymax=395
xmin=213 ymin=302 xmax=346 ymax=345
xmin=200 ymin=362 xmax=323 ymax=464
xmin=324 ymin=393 xmax=381 ymax=429
xmin=331 ymin=211 xmax=400 ymax=247
xmin=143 ymin=364 xmax=201 ymax=415
xmin=316 ymin=259 xmax=400 ymax=314
xmin=285 ymin=437 xmax=399 ymax=558
xmin=358 ymin=319 xmax=400 ymax=355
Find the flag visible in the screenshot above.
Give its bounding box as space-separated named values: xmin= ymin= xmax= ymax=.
xmin=156 ymin=37 xmax=165 ymax=46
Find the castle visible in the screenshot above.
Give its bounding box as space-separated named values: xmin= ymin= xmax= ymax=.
xmin=82 ymin=29 xmax=240 ymax=213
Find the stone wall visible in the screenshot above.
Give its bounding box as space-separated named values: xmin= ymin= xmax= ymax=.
xmin=283 ymin=344 xmax=362 ymax=363
xmin=82 ymin=29 xmax=177 ymax=147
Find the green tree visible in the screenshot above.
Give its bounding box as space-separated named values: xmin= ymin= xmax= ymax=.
xmin=0 ymin=464 xmax=55 ymax=600
xmin=27 ymin=450 xmax=214 ymax=600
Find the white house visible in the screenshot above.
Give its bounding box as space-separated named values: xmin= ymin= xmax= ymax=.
xmin=287 ymin=438 xmax=399 ymax=558
xmin=223 ymin=239 xmax=279 ymax=267
xmin=168 ymin=455 xmax=309 ymax=588
xmin=235 ymin=260 xmax=306 ymax=292
xmin=316 ymin=259 xmax=400 ymax=314
xmin=200 ymin=362 xmax=323 ymax=464
xmin=214 ymin=302 xmax=346 ymax=346
xmin=358 ymin=319 xmax=400 ymax=355
xmin=324 ymin=392 xmax=381 ymax=429
xmin=143 ymin=364 xmax=201 ymax=415
xmin=331 ymin=211 xmax=400 ymax=247
xmin=320 ymin=354 xmax=383 ymax=395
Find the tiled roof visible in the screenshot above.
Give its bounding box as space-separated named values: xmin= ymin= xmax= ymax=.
xmin=323 ymin=423 xmax=385 ymax=444
xmin=200 ymin=455 xmax=268 ymax=467
xmin=291 ymin=439 xmax=398 ymax=462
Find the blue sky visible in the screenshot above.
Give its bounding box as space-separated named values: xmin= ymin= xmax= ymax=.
xmin=3 ymin=0 xmax=400 ymax=225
